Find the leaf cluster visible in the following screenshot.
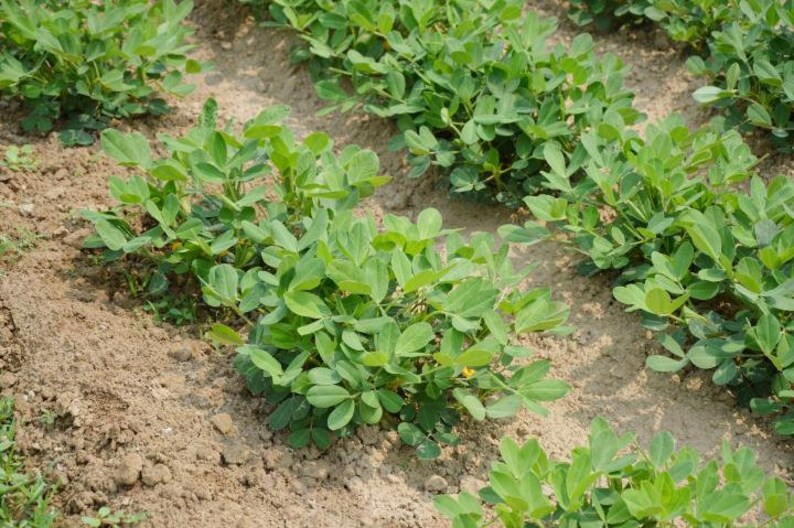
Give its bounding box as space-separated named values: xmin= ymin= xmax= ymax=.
xmin=436 ymin=417 xmax=794 ymax=527
xmin=84 ymin=99 xmax=572 ymax=457
xmin=0 ymin=0 xmax=203 ymax=145
xmin=505 ymin=113 xmax=794 ymax=435
xmin=262 ymin=0 xmax=641 ymax=205
xmin=568 ymin=0 xmax=794 ymax=146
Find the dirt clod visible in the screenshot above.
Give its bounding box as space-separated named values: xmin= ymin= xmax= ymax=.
xmin=167 ymin=348 xmax=193 ymax=362
xmin=210 ymin=412 xmax=235 ymax=436
xmin=141 ymin=464 xmax=172 ymax=487
xmin=114 ymin=453 xmax=143 ymax=487
xmin=0 ymin=372 xmax=17 ymax=388
xmin=423 ymin=475 xmax=448 ymax=493
xmin=221 ymin=443 xmax=250 ymax=466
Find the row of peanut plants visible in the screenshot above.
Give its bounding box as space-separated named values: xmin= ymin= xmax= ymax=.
xmin=88 ymin=99 xmax=794 ymax=527
xmin=569 ymin=0 xmax=794 ymax=149
xmin=243 ymin=0 xmax=794 ymax=437
xmin=0 ymin=0 xmax=791 ymax=526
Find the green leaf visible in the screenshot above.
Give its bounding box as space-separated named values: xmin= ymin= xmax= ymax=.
xmin=397 ymin=422 xmax=425 ymax=446
xmin=94 ymin=220 xmax=127 ymax=251
xmin=754 ymin=314 xmax=781 ymax=355
xmin=101 ymin=129 xmax=151 ymax=168
xmin=377 ymin=390 xmax=403 ymax=413
xmin=645 ymin=288 xmax=672 ymax=315
xmin=646 ymin=355 xmax=688 ymax=372
xmin=208 ymin=264 xmax=239 ymax=304
xmin=288 ymin=428 xmax=311 ymax=448
xmin=395 ymin=322 xmax=434 ymax=356
xmin=747 ymin=103 xmax=772 ymax=128
xmin=693 ymin=86 xmax=731 ymax=104
xmin=683 ymin=221 xmax=722 ymax=263
xmin=246 ymin=346 xmax=284 ymax=379
xmin=284 ymin=291 xmax=331 ymax=319
xmin=327 ymin=399 xmax=355 ymax=430
xmin=306 ymin=385 xmax=351 ymax=408
xmin=445 ymin=279 xmax=499 ymax=320
xmin=648 ymin=431 xmax=674 ymax=469
xmin=311 ymin=428 xmax=331 ymax=449
xmin=417 ymin=208 xmax=443 ymax=239
xmin=485 ymin=395 xmax=523 ymax=419
xmin=453 ymin=388 xmax=486 ymax=420
xmin=417 ymin=438 xmax=442 ymax=459
xmin=515 ymin=299 xmax=570 ymax=333
xmin=521 ymin=380 xmax=570 ymax=402
xmin=208 ymin=323 xmax=244 ymax=346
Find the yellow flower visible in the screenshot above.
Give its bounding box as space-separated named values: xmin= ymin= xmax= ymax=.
xmin=170 ymin=241 xmax=182 ymax=251
xmin=462 ymin=367 xmax=475 ymax=379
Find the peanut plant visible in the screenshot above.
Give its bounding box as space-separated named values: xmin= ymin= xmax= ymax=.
xmin=569 ymin=0 xmax=794 ymax=147
xmin=257 ymin=0 xmax=641 ymax=205
xmin=504 ymin=114 xmax=794 ymax=435
xmin=85 ymin=99 xmax=572 ymax=457
xmin=436 ymin=418 xmax=794 ymax=527
xmin=0 ymin=0 xmax=203 ymax=145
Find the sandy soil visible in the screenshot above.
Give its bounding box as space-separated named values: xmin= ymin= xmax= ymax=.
xmin=1 ymin=1 xmax=792 ymax=527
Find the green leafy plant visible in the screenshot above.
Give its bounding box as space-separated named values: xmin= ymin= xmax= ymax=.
xmin=0 ymin=228 xmax=43 ymax=272
xmin=81 ymin=507 xmax=146 ymax=527
xmin=504 ymin=113 xmax=794 ymax=435
xmin=436 ymin=418 xmax=794 ymax=527
xmin=688 ymin=0 xmax=794 ymax=147
xmin=230 ymin=210 xmax=572 ymax=457
xmin=0 ymin=145 xmax=36 ymax=171
xmin=83 ymin=98 xmax=386 ymax=299
xmin=0 ymin=0 xmax=203 ymax=145
xmin=262 ymin=0 xmax=641 ymax=205
xmin=0 ymin=398 xmax=59 ymax=527
xmin=84 ymin=99 xmax=572 ymax=457
xmin=569 ymin=0 xmax=794 ymax=146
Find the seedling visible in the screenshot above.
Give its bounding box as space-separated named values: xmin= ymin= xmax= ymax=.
xmin=81 ymin=508 xmax=146 ymax=527
xmin=0 ymin=145 xmax=35 ymax=172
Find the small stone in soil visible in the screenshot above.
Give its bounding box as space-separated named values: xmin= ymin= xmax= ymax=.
xmin=210 ymin=413 xmax=235 ymax=436
xmin=168 ymin=348 xmax=193 ymax=362
xmin=299 ymin=460 xmax=329 ymax=480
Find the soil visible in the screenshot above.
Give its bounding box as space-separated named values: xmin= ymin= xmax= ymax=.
xmin=0 ymin=1 xmax=792 ymax=527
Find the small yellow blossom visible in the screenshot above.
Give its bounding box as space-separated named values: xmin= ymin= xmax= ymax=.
xmin=462 ymin=367 xmax=475 ymax=379
xmin=170 ymin=241 xmax=182 ymax=251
